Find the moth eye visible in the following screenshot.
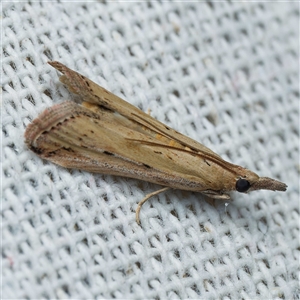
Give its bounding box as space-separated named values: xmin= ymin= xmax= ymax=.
xmin=236 ymin=178 xmax=251 ymax=192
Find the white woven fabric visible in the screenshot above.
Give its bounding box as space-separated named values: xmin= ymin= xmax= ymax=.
xmin=2 ymin=2 xmax=299 ymax=299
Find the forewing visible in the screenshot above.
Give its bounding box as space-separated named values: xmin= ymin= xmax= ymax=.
xmin=48 ymin=61 xmax=222 ymax=159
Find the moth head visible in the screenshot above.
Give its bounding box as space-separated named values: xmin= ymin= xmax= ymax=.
xmin=235 ymin=176 xmax=287 ymax=193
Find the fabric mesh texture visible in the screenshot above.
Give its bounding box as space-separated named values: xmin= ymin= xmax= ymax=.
xmin=2 ymin=2 xmax=299 ymax=299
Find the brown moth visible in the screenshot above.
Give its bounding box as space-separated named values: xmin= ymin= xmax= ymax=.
xmin=25 ymin=61 xmax=287 ymax=224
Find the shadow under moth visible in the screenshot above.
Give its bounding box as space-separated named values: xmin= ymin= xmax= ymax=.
xmin=25 ymin=61 xmax=287 ymax=224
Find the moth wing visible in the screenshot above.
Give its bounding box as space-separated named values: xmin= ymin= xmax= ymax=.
xmin=48 ymin=61 xmax=222 ymax=159
xmin=25 ymin=100 xmax=220 ymax=191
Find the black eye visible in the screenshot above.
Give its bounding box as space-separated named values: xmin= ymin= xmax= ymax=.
xmin=236 ymin=178 xmax=251 ymax=192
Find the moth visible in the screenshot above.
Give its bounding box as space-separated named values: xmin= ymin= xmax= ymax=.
xmin=25 ymin=61 xmax=287 ymax=224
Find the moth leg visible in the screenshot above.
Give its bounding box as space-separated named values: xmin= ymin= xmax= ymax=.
xmin=201 ymin=191 xmax=232 ymax=208
xmin=136 ymin=187 xmax=171 ymax=225
xmin=201 ymin=191 xmax=231 ymax=200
